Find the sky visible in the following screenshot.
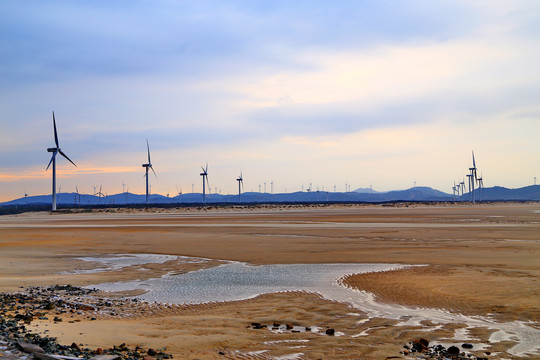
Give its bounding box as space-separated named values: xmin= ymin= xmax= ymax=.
xmin=1 ymin=0 xmax=539 ymax=201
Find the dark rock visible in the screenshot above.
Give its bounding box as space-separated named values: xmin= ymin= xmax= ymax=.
xmin=462 ymin=343 xmax=473 ymax=349
xmin=447 ymin=346 xmax=460 ymax=356
xmin=272 ymin=322 xmax=280 ymax=327
xmin=325 ymin=328 xmax=335 ymax=336
xmin=285 ymin=324 xmax=293 ymax=330
xmin=53 ymin=317 xmax=62 ymax=322
xmin=218 ymin=351 xmax=225 ymax=355
xmin=94 ymin=348 xmax=103 ymax=355
xmin=147 ymin=348 xmax=157 ymax=356
xmin=412 ymin=338 xmax=429 ymax=352
xmin=70 ymin=342 xmax=81 ymax=352
xmin=305 ymin=327 xmax=311 ymax=332
xmin=16 ymin=342 xmax=44 ymax=354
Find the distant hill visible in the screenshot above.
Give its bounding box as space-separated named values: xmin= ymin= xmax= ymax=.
xmin=463 ymin=185 xmax=540 ymax=201
xmin=353 ymin=187 xmax=378 ymax=194
xmin=2 ymin=185 xmax=539 ymax=208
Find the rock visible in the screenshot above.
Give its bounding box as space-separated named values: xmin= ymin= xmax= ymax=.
xmin=70 ymin=343 xmax=81 ymax=352
xmin=16 ymin=342 xmax=44 ymax=354
xmin=147 ymin=349 xmax=157 ymax=356
xmin=305 ymin=327 xmax=311 ymax=332
xmin=272 ymin=322 xmax=280 ymax=327
xmin=53 ymin=317 xmax=62 ymax=322
xmin=143 ymin=357 xmax=154 ymax=360
xmin=412 ymin=338 xmax=429 ymax=352
xmin=325 ymin=328 xmax=335 ymax=336
xmin=94 ymin=348 xmax=103 ymax=355
xmin=447 ymin=346 xmax=460 ymax=356
xmin=461 ymin=343 xmax=473 ymax=349
xmin=285 ymin=324 xmax=293 ymax=330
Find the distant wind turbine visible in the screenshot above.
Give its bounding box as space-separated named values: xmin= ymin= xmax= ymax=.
xmin=142 ymin=139 xmax=157 ymax=204
xmin=200 ymin=163 xmax=209 ymax=203
xmin=46 ymin=112 xmax=77 ymax=211
xmin=477 ymin=173 xmax=484 ymax=201
xmin=236 ymin=172 xmax=244 ymax=202
xmin=469 ymin=151 xmax=478 ymax=203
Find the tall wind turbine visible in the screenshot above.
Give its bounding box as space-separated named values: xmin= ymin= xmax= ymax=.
xmin=46 ymin=112 xmax=77 ymax=211
xmin=200 ymin=163 xmax=209 ymax=203
xmin=236 ymin=172 xmax=244 ymax=202
xmin=142 ymin=139 xmax=156 ymax=204
xmin=477 ymin=173 xmax=484 ymax=201
xmin=469 ymin=151 xmax=478 ymax=203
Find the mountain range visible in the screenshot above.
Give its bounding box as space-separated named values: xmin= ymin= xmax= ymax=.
xmin=2 ymin=185 xmax=539 ymax=207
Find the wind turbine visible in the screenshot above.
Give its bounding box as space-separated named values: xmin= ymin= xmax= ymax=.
xmin=477 ymin=173 xmax=484 ymax=201
xmin=96 ymin=185 xmax=105 ymax=204
xmin=236 ymin=172 xmax=244 ymax=202
xmin=142 ymin=139 xmax=156 ymax=204
xmin=46 ymin=112 xmax=77 ymax=211
xmin=271 ymin=180 xmax=273 ymax=194
xmin=200 ymin=163 xmax=209 ymax=203
xmin=469 ymin=151 xmax=478 ymax=203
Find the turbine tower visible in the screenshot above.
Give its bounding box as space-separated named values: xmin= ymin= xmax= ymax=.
xmin=46 ymin=111 xmax=77 ymax=211
xmin=200 ymin=163 xmax=209 ymax=203
xmin=142 ymin=139 xmax=156 ymax=204
xmin=236 ymin=172 xmax=244 ymax=202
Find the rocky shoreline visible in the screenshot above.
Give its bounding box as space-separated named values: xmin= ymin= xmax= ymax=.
xmin=0 ymin=285 xmax=172 ymax=360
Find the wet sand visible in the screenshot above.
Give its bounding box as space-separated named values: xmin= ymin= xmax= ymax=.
xmin=1 ymin=203 xmax=539 ymax=359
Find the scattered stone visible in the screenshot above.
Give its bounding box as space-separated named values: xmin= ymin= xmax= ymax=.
xmin=461 ymin=343 xmax=473 ymax=349
xmin=447 ymin=346 xmax=460 ymax=356
xmin=147 ymin=349 xmax=157 ymax=356
xmin=412 ymin=338 xmax=429 ymax=352
xmin=325 ymin=328 xmax=335 ymax=336
xmin=53 ymin=317 xmax=62 ymax=322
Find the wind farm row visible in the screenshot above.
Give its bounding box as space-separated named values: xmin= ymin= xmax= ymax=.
xmin=7 ymin=113 xmax=539 ymax=210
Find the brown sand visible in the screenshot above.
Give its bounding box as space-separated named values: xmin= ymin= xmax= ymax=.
xmin=1 ymin=203 xmax=540 ymax=359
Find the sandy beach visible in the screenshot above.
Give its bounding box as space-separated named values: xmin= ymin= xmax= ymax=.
xmin=1 ymin=203 xmax=539 ymax=359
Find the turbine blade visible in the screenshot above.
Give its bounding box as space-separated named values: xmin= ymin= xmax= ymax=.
xmin=53 ymin=111 xmax=59 ymax=148
xmin=46 ymin=150 xmax=58 ymax=170
xmin=59 ymin=150 xmax=77 ymax=167
xmin=472 ymin=151 xmax=476 ymax=168
xmin=150 ymin=165 xmax=157 ymax=178
xmin=146 ymin=139 xmax=151 ymax=164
